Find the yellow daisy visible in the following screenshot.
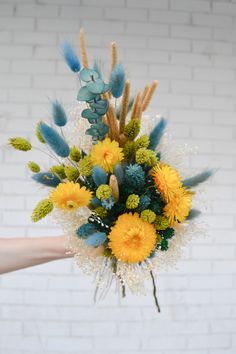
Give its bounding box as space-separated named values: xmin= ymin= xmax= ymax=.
xmin=50 ymin=181 xmax=92 ymax=210
xmin=108 ymin=213 xmax=156 ymax=264
xmin=152 ymin=163 xmax=182 ymax=201
xmin=163 ymin=187 xmax=193 ymax=225
xmin=90 ymin=138 xmax=124 ymax=173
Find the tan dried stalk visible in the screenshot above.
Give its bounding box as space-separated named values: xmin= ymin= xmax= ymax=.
xmin=141 ymin=85 xmax=149 ymax=103
xmin=109 ymin=174 xmax=119 ymax=201
xmin=141 ymin=80 xmax=158 ymax=112
xmin=131 ymin=91 xmax=141 ymax=119
xmin=119 ymin=80 xmax=130 ymax=134
xmin=79 ymin=28 xmax=89 ymax=68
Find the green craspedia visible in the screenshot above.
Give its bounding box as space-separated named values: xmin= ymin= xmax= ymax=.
xmin=70 ymin=146 xmax=81 ymax=162
xmin=126 ymin=194 xmax=140 ymax=209
xmin=134 ymin=135 xmax=150 ymax=151
xmin=140 ymin=209 xmax=156 ymax=223
xmin=135 ymin=148 xmax=158 ymax=166
xmin=96 ymin=184 xmax=112 ymax=200
xmin=35 ymin=122 xmax=45 ymax=144
xmin=9 ymin=137 xmax=32 ymax=151
xmin=94 ymin=206 xmax=108 ymax=218
xmin=27 ymin=161 xmax=40 ymax=173
xmin=78 ymin=155 xmax=93 ymax=176
xmin=154 ymin=215 xmax=170 ymax=230
xmin=123 ymin=140 xmax=135 ymax=160
xmin=64 ymin=166 xmax=80 ymax=181
xmin=124 ymin=119 xmax=140 ymax=140
xmin=50 ymin=165 xmax=66 ymax=179
xmin=31 ymin=199 xmax=53 ymax=222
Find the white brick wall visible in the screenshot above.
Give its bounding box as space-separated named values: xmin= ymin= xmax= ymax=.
xmin=0 ymin=0 xmax=236 ymax=353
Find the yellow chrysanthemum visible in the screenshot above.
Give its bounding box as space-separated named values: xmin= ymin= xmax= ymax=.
xmin=50 ymin=181 xmax=92 ymax=210
xmin=90 ymin=138 xmax=124 ymax=173
xmin=108 ymin=213 xmax=156 ymax=264
xmin=152 ymin=163 xmax=182 ymax=201
xmin=163 ymin=187 xmax=193 ymax=225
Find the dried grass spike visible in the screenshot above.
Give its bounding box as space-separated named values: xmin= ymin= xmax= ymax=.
xmin=142 ymin=80 xmax=158 ymax=112
xmin=109 ymin=174 xmax=119 ymax=201
xmin=111 ymin=41 xmax=118 ymax=72
xmin=79 ymin=28 xmax=89 ymax=68
xmin=119 ymin=80 xmax=130 ymax=134
xmin=131 ymin=91 xmax=141 ymax=120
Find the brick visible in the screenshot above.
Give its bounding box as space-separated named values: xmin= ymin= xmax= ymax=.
xmin=193 ymin=40 xmax=233 ymax=55
xmin=105 ymin=7 xmax=147 ymax=21
xmin=192 ymin=245 xmax=235 ymax=260
xmin=150 ymin=11 xmax=190 ymax=24
xmin=13 ymin=31 xmax=57 ymax=45
xmin=60 ymin=5 xmax=103 ymax=19
xmin=193 ymin=14 xmax=233 ymax=28
xmin=171 ymin=0 xmax=210 ymax=12
xmin=16 ymin=4 xmax=58 ymax=17
xmin=171 ymin=25 xmax=212 ymax=40
xmin=187 ymin=334 xmax=231 ymax=349
xmin=1 ymin=17 xmax=35 ymax=30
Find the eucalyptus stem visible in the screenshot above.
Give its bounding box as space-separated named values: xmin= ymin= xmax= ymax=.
xmin=150 ymin=270 xmax=161 ymax=313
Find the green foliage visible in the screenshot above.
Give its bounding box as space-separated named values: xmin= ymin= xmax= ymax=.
xmin=28 ymin=161 xmax=40 ymax=173
xmin=9 ymin=137 xmax=32 ymax=151
xmin=69 ymin=146 xmax=81 ymax=162
xmin=31 ymin=199 xmax=53 ymax=222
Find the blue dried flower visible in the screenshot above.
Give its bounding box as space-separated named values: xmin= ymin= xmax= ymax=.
xmin=62 ymin=41 xmax=80 ymax=73
xmin=39 ymin=122 xmax=70 ymax=157
xmin=139 ymin=195 xmax=151 ymax=210
xmin=92 ymin=165 xmax=107 ymax=186
xmin=32 ymin=172 xmax=60 ymax=187
xmin=114 ymin=163 xmax=125 ymax=184
xmin=52 ymin=100 xmax=67 ymax=127
xmin=101 ymin=196 xmax=115 ymax=210
xmin=125 ymin=164 xmax=145 ymax=188
xmin=149 ymin=118 xmax=167 ymax=150
xmin=85 ymin=232 xmax=107 ymax=247
xmin=76 ymin=223 xmax=96 ymax=238
xmin=183 ymin=170 xmax=213 ymax=188
xmin=110 ymin=63 xmax=125 ymax=98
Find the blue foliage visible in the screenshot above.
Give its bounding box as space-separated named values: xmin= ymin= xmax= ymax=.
xmin=125 ymin=164 xmax=145 ymax=188
xmin=93 ymin=61 xmax=102 ymax=77
xmin=183 ymin=169 xmax=213 ymax=188
xmin=149 ymin=117 xmax=167 ymax=150
xmin=101 ymin=196 xmax=115 ymax=210
xmin=32 ymin=172 xmax=60 ymax=187
xmin=90 ymin=196 xmax=101 ymax=208
xmin=110 ymin=63 xmax=125 ymax=98
xmin=62 ymin=41 xmax=80 ymax=73
xmin=39 ymin=122 xmax=70 ymax=157
xmin=114 ymin=163 xmax=125 ymax=184
xmin=92 ymin=165 xmax=107 ymax=186
xmin=52 ymin=100 xmax=67 ymax=127
xmin=85 ymin=232 xmax=107 ymax=247
xmin=76 ymin=223 xmax=97 ymax=238
xmin=187 ymin=209 xmax=201 ymax=220
xmin=139 ymin=195 xmax=151 ymax=210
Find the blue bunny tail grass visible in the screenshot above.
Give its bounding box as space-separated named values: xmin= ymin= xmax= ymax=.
xmin=32 ymin=172 xmax=60 ymax=187
xmin=85 ymin=232 xmax=107 ymax=247
xmin=149 ymin=117 xmax=167 ymax=150
xmin=187 ymin=209 xmax=201 ymax=220
xmin=114 ymin=163 xmax=125 ymax=184
xmin=92 ymin=165 xmax=107 ymax=186
xmin=90 ymin=196 xmax=101 ymax=208
xmin=76 ymin=223 xmax=96 ymax=238
xmin=116 ymin=96 xmax=134 ymax=119
xmin=183 ymin=169 xmax=213 ymax=188
xmin=110 ymin=63 xmax=125 ymax=98
xmin=52 ymin=100 xmax=67 ymax=127
xmin=39 ymin=122 xmax=70 ymax=157
xmin=62 ymin=41 xmax=81 ymax=73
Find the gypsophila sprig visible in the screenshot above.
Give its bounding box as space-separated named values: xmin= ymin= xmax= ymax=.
xmin=9 ymin=28 xmax=214 ymax=311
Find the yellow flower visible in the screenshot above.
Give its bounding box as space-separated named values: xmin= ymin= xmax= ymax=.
xmin=108 ymin=213 xmax=156 ymax=264
xmin=90 ymin=138 xmax=124 ymax=173
xmin=50 ymin=181 xmax=92 ymax=210
xmin=163 ymin=187 xmax=193 ymax=225
xmin=152 ymin=163 xmax=182 ymax=201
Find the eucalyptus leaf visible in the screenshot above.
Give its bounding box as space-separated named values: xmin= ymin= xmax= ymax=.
xmin=81 ymin=109 xmax=100 ymax=121
xmin=102 ymin=83 xmax=110 ymax=93
xmin=80 ymin=68 xmax=100 ymax=82
xmin=77 ymin=86 xmax=97 ymax=102
xmin=90 ymin=100 xmax=109 ymax=115
xmin=87 ymin=78 xmax=105 ymax=94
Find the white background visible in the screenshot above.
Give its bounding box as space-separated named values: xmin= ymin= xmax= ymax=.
xmin=0 ymin=0 xmax=236 ymax=353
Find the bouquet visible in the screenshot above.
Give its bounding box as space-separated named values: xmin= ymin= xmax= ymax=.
xmin=9 ymin=29 xmax=212 ymax=311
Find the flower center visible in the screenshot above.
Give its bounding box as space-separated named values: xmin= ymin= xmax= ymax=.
xmin=125 ymin=227 xmax=143 ymax=248
xmin=66 ymin=200 xmax=77 ymax=209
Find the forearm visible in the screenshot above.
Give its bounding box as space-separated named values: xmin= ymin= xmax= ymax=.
xmin=0 ymin=236 xmax=72 ymax=274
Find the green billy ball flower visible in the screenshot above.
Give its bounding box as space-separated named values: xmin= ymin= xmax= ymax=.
xmin=50 ymin=165 xmax=66 ymax=179
xmin=134 ymin=135 xmax=150 ymax=151
xmin=94 ymin=206 xmax=108 ymax=218
xmin=35 ymin=122 xmax=45 ymax=143
xmin=123 ymin=140 xmax=135 ymax=160
xmin=64 ymin=166 xmax=80 ymax=182
xmin=96 ymin=184 xmax=112 ymax=200
xmin=141 ymin=209 xmax=156 ymax=223
xmin=28 ymin=161 xmax=40 ymax=173
xmin=9 ymin=137 xmax=32 ymax=151
xmin=154 ymin=215 xmax=170 ymax=230
xmin=135 ymin=148 xmax=158 ymax=166
xmin=124 ymin=119 xmax=140 ymax=140
xmin=79 ymin=156 xmax=93 ymax=176
xmin=126 ymin=194 xmax=139 ymax=209
xmin=31 ymin=199 xmax=53 ymax=222
xmin=70 ymin=146 xmax=81 ymax=162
